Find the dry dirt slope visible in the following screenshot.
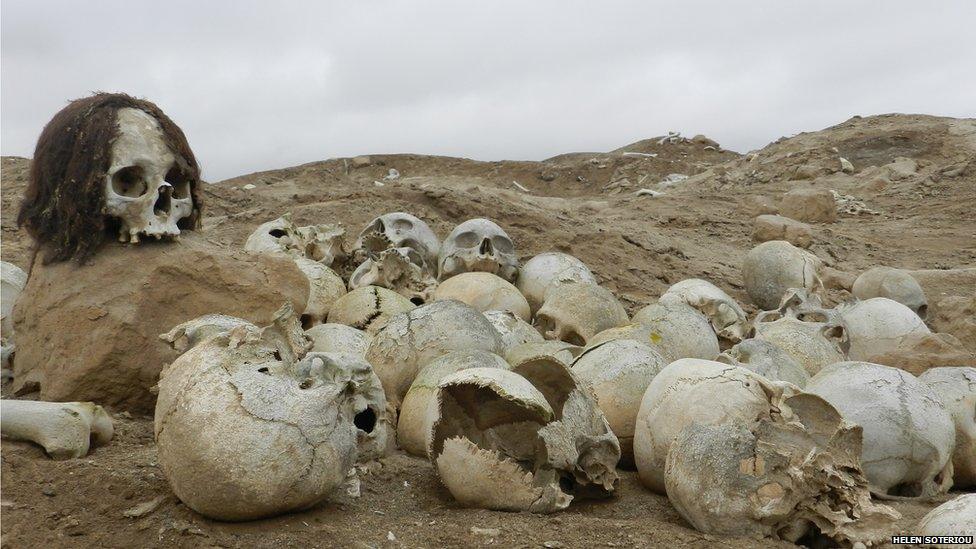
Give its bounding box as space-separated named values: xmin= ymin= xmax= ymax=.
xmin=1 ymin=113 xmax=975 ymax=548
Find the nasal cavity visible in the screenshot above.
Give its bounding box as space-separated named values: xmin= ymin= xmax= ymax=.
xmin=479 ymin=238 xmax=494 ymax=255
xmin=154 ymin=185 xmax=172 ymax=216
xmin=355 ymin=407 xmax=377 ymax=433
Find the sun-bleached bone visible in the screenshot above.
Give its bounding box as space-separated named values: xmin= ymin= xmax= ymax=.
xmin=353 ymin=212 xmax=440 ymax=272
xmin=433 ymin=272 xmax=530 ymax=320
xmin=349 ymin=247 xmax=436 ymax=304
xmin=753 ymin=289 xmax=845 ymax=377
xmin=327 ymin=285 xmax=416 ymax=334
xmin=516 ymin=252 xmax=598 ymax=314
xmin=806 ymin=361 xmax=955 ymax=498
xmin=658 ymin=279 xmax=750 ymax=343
xmin=1 ymin=400 xmax=113 ymax=460
xmin=825 ymin=297 xmax=930 ymax=361
xmin=918 ymin=367 xmax=976 ymax=488
xmin=438 ymin=219 xmax=519 ymax=282
xmin=917 ymin=494 xmax=976 ymax=544
xmin=718 ymin=338 xmax=810 ymax=388
xmin=160 ymin=314 xmax=258 ymax=352
xmin=534 ymin=282 xmax=628 ymax=346
xmin=305 ymin=323 xmax=372 ymax=359
xmin=741 ymin=240 xmax=823 ymax=310
xmin=504 ymin=340 xmax=581 ymax=367
xmin=624 ymin=301 xmax=720 ymax=361
xmin=483 ymin=310 xmax=544 ymax=353
xmin=852 ymin=267 xmax=928 ymax=318
xmin=1 ymin=261 xmax=27 ymax=340
xmin=294 ymin=258 xmax=347 ymax=327
xmin=245 ymin=213 xmax=347 ymax=267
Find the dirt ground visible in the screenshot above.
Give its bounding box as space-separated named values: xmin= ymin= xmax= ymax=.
xmin=2 ymin=113 xmax=974 ymax=547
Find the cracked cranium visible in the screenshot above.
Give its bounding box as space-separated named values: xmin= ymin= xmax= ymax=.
xmin=825 ymin=297 xmax=931 ymax=362
xmin=483 ymin=310 xmax=544 ymax=353
xmin=365 ymin=300 xmax=504 ymax=409
xmin=534 ymin=282 xmax=629 ymax=346
xmin=718 ymin=338 xmax=810 ymax=388
xmin=154 ymin=305 xmax=388 ymax=520
xmin=326 ymin=285 xmax=416 ymax=334
xmin=742 ymin=240 xmax=824 ymax=310
xmin=665 ymin=393 xmax=900 ymax=545
xmin=753 ymin=290 xmax=845 ymax=376
xmin=918 ymin=367 xmax=976 ymax=488
xmin=852 ymin=267 xmax=927 ymax=319
xmin=571 ymin=339 xmax=668 ymax=465
xmin=103 ymin=108 xmax=195 ymax=243
xmin=294 ymin=258 xmax=347 ymax=328
xmin=429 ymin=357 xmax=620 ymax=513
xmin=438 ymin=218 xmax=518 ymax=282
xmin=658 ymin=279 xmax=750 ymax=343
xmin=349 ymin=247 xmax=436 ymax=305
xmin=0 ymin=399 xmax=114 ymax=460
xmin=396 ymin=349 xmax=510 ymax=457
xmin=633 ymin=359 xmax=790 ymax=494
xmin=625 ymin=301 xmax=721 ymax=361
xmin=433 ymin=272 xmax=530 ymax=321
xmin=353 ymin=212 xmax=440 ymax=272
xmin=516 ymin=252 xmax=597 ymax=314
xmin=806 ymin=361 xmax=955 ymax=497
xmin=305 ymin=323 xmax=372 ymax=359
xmin=245 ymin=214 xmax=347 ymax=267
xmin=504 ymin=341 xmax=581 ymax=368
xmin=917 ymin=494 xmax=976 ymax=543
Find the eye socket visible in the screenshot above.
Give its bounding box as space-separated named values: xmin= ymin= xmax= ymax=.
xmin=491 ymin=235 xmax=514 ymax=254
xmin=111 ymin=166 xmax=148 ymax=197
xmin=453 ymin=231 xmax=480 ymax=248
xmin=391 ymin=218 xmax=414 ymax=232
xmin=165 ymin=167 xmax=191 ymax=199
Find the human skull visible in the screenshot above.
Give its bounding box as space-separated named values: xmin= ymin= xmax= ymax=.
xmin=433 ymin=272 xmax=530 ymax=321
xmin=806 ymin=361 xmax=955 ymax=497
xmin=305 ymin=323 xmax=372 ymax=359
xmin=504 ymin=340 xmax=581 ymax=367
xmin=516 ymin=252 xmax=597 ymax=314
xmin=154 ymin=306 xmax=388 ymax=520
xmin=917 ymin=495 xmax=976 ymax=544
xmin=918 ymin=367 xmax=976 ymax=488
xmin=753 ymin=290 xmax=845 ymax=376
xmin=626 ymin=301 xmax=721 ymax=361
xmin=535 ymin=283 xmax=628 ymax=346
xmin=718 ymin=339 xmax=810 ymax=388
xmin=438 ymin=219 xmax=518 ymax=282
xmin=326 ymin=286 xmax=415 ymax=334
xmin=665 ymin=395 xmax=900 ymax=545
xmin=1 ymin=261 xmax=27 ymax=341
xmin=294 ymin=258 xmax=347 ymax=328
xmin=658 ymin=279 xmax=750 ymax=342
xmin=852 ymin=267 xmax=928 ymax=318
xmin=103 ymin=108 xmax=194 ymax=244
xmin=244 ymin=214 xmax=347 ymax=267
xmin=571 ymin=339 xmax=668 ymax=466
xmin=429 ymin=358 xmax=620 ymax=512
xmin=633 ymin=359 xmax=785 ymax=494
xmin=742 ymin=240 xmax=823 ymax=310
xmin=825 ymin=297 xmax=930 ymax=361
xmin=483 ymin=310 xmax=544 ymax=353
xmin=365 ymin=300 xmax=504 ymax=409
xmin=396 ymin=349 xmax=509 ymax=457
xmin=160 ymin=314 xmax=257 ymax=353
xmin=354 ymin=212 xmax=440 ymax=271
xmin=349 ymin=247 xmax=435 ymax=305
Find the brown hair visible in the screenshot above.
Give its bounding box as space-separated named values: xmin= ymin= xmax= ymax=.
xmin=17 ymin=92 xmax=202 ymax=263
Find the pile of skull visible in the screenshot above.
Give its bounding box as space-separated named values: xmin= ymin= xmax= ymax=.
xmin=2 ymin=205 xmax=975 ymax=541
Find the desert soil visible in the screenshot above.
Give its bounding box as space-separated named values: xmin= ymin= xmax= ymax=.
xmin=2 ymin=113 xmax=974 ymax=547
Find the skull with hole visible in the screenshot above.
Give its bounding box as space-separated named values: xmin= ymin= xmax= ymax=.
xmin=433 ymin=272 xmax=531 ymax=321
xmin=825 ymin=297 xmax=931 ymax=361
xmin=365 ymin=300 xmax=504 ymax=409
xmin=516 ymin=252 xmax=598 ymax=314
xmin=658 ymin=279 xmax=750 ymax=343
xmin=633 ymin=359 xmax=790 ymax=494
xmin=852 ymin=267 xmax=928 ymax=319
xmin=244 ymin=214 xmax=347 ymax=267
xmin=718 ymin=339 xmax=810 ymax=388
xmin=917 ymin=494 xmax=976 ymax=544
xmin=438 ymin=219 xmax=518 ymax=282
xmin=624 ymin=301 xmax=721 ymax=361
xmin=742 ymin=240 xmax=824 ymax=310
xmin=664 ymin=394 xmax=900 ymax=545
xmin=397 ymin=349 xmax=510 ymax=457
xmin=806 ymin=362 xmax=955 ymax=498
xmin=0 ymin=399 xmax=114 ymax=460
xmin=353 ymin=212 xmax=440 ymax=273
xmin=535 ymin=282 xmax=629 ymax=346
xmin=294 ymin=258 xmax=347 ymax=328
xmin=753 ymin=289 xmax=845 ymax=377
xmin=918 ymin=367 xmax=976 ymax=488
xmin=326 ymin=286 xmax=416 ymax=334
xmin=483 ymin=310 xmax=544 ymax=353
xmin=305 ymin=323 xmax=372 ymax=359
xmin=429 ymin=357 xmax=620 ymax=512
xmin=349 ymin=247 xmax=435 ymax=305
xmin=103 ymin=108 xmax=196 ymax=244
xmin=154 ymin=305 xmax=388 ymax=520
xmin=571 ymin=339 xmax=668 ymax=466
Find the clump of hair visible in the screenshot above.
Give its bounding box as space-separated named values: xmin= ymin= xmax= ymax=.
xmin=18 ymin=92 xmax=202 ymax=263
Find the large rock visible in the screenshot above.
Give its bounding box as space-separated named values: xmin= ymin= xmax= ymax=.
xmin=11 ymin=234 xmax=308 ymax=412
xmin=780 ymin=188 xmax=837 ymax=223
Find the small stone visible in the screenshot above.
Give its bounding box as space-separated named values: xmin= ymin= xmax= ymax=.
xmin=839 ymin=157 xmax=855 ymax=174
xmin=883 ymin=157 xmax=917 ymax=181
xmin=539 ymin=168 xmax=557 ymax=181
xmin=471 ymin=527 xmax=501 ymax=536
xmin=780 ymin=188 xmax=837 ymax=223
xmin=351 ymin=156 xmax=372 ymax=168
xmin=42 ymin=487 xmax=56 ymax=497
xmin=793 ymin=164 xmax=820 ymax=180
xmin=242 ymin=184 xmax=256 ymax=190
xmin=543 ymin=542 xmax=565 ymax=549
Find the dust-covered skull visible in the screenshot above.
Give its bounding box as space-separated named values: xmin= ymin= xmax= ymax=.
xmin=438 ymin=219 xmax=518 ymax=282
xmin=354 ymin=212 xmax=440 ymax=270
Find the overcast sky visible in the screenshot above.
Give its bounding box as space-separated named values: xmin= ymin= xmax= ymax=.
xmin=2 ymin=1 xmax=974 ymax=181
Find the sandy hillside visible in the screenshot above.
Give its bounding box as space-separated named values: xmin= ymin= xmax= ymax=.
xmin=1 ymin=113 xmax=974 ymax=548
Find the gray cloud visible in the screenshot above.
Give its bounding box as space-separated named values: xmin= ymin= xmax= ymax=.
xmin=3 ymin=0 xmax=974 ymax=181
